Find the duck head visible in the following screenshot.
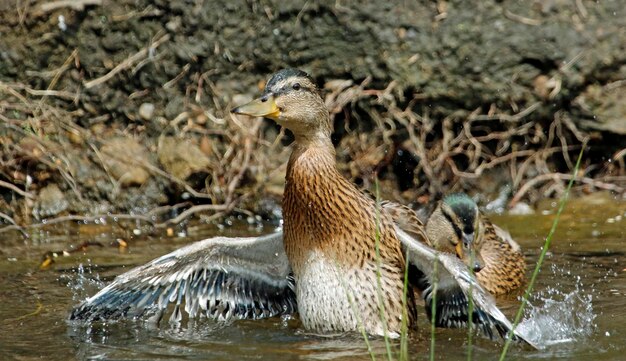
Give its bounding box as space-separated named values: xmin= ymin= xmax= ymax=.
xmin=426 ymin=193 xmax=484 ymax=273
xmin=231 ymin=69 xmax=331 ymax=142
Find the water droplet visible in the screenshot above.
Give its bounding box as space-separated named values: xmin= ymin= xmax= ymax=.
xmin=58 ymin=15 xmax=67 ymax=32
xmin=516 ymin=267 xmax=596 ymax=347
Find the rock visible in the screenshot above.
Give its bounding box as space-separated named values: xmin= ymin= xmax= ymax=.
xmin=138 ymin=102 xmax=155 ymax=121
xmin=165 ymin=97 xmax=184 ymax=120
xmin=101 ymin=137 xmax=152 ymax=187
xmin=33 ymin=183 xmax=68 ymax=219
xmin=508 ymin=202 xmax=534 ymax=215
xmin=575 ymin=85 xmax=626 ymax=135
xmin=157 ymin=137 xmax=211 ymax=180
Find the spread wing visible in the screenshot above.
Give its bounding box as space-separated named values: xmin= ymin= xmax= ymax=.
xmin=394 ymin=227 xmax=537 ymax=348
xmin=70 ymin=232 xmax=296 ymax=324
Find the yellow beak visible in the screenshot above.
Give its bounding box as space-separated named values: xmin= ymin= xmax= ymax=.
xmin=231 ymin=95 xmax=280 ymax=120
xmin=455 ymin=243 xmax=464 ymax=259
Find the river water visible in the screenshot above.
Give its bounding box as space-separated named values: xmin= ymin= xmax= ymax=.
xmin=0 ymin=193 xmax=624 ymax=360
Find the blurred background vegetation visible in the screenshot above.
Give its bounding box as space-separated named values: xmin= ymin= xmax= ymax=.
xmin=0 ymin=0 xmax=624 ymax=229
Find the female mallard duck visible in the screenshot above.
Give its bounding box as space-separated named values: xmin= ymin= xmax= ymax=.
xmin=71 ymin=69 xmax=532 ymax=344
xmin=426 ymin=193 xmax=526 ymax=295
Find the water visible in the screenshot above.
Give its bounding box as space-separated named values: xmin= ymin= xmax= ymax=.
xmin=0 ymin=194 xmax=625 ymax=360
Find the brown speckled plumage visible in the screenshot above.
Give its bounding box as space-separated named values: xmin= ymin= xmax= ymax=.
xmin=283 ymin=131 xmax=415 ymax=335
xmin=232 ymin=68 xmax=416 ymax=335
xmin=426 ymin=194 xmax=526 ymax=296
xmin=475 ymin=216 xmax=526 ymax=295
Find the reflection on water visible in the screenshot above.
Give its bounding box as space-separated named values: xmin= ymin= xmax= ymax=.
xmin=0 ymin=196 xmax=625 ymax=360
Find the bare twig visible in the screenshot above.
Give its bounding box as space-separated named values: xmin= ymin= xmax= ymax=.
xmin=503 ymin=9 xmax=542 ymax=26
xmin=510 ymin=173 xmax=624 ymax=207
xmin=38 ymin=0 xmax=102 ymax=13
xmin=468 ymin=102 xmax=541 ymax=122
xmin=0 ymin=211 xmax=29 ymax=238
xmin=157 ymin=203 xmax=234 ymax=227
xmin=111 ymin=5 xmax=163 ymax=22
xmin=37 ymin=49 xmax=79 ymax=112
xmin=0 ymin=82 xmax=75 ymax=100
xmin=163 ymin=63 xmax=191 ymax=89
xmin=0 ymin=180 xmax=34 ymax=199
xmin=226 ymin=117 xmax=262 ymax=199
xmin=84 ymin=33 xmax=170 ymax=89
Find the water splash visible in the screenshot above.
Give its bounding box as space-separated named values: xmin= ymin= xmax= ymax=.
xmin=516 ymin=265 xmax=596 ymax=348
xmin=62 ymin=263 xmax=106 ymax=304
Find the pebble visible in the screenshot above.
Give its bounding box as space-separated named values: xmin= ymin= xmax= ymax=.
xmin=509 ymin=202 xmax=534 ymax=215
xmin=139 ymin=102 xmax=155 ymax=120
xmin=101 ymin=137 xmax=151 ymax=186
xmin=33 ymin=183 xmax=68 ymax=219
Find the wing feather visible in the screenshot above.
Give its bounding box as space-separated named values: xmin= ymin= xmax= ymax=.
xmin=394 ymin=227 xmax=537 ymax=348
xmin=70 ymin=232 xmax=296 ymax=323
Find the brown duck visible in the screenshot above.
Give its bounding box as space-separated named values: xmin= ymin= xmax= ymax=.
xmin=426 ymin=193 xmax=526 ymax=296
xmin=71 ymin=69 xmax=532 ymax=345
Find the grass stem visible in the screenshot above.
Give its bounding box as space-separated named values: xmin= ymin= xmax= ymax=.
xmin=498 ymin=144 xmax=586 ymax=360
xmin=467 ymin=250 xmax=475 ymax=361
xmin=430 ymin=257 xmax=438 ymax=361
xmin=336 ymin=261 xmax=376 ymax=361
xmin=374 ymin=178 xmax=394 ymax=360
xmin=400 ymin=249 xmax=410 ymax=361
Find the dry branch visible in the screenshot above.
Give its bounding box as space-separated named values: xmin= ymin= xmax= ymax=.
xmin=83 ymin=33 xmax=170 ymax=89
xmin=0 ymin=180 xmax=34 ymax=199
xmin=510 ymin=173 xmax=624 ymax=208
xmin=38 ymin=0 xmax=102 ymax=13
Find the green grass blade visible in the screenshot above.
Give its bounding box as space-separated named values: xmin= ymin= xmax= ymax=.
xmin=336 ymin=261 xmax=377 ymax=361
xmin=373 ymin=178 xmax=394 ymax=360
xmin=498 ymin=144 xmax=586 ymax=360
xmin=430 ymin=257 xmax=438 ymax=361
xmin=400 ymin=249 xmax=410 ymax=361
xmin=467 ymin=250 xmax=475 ymax=361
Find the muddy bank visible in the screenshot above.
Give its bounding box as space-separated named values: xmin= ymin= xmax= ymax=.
xmin=0 ymin=0 xmax=625 ymax=229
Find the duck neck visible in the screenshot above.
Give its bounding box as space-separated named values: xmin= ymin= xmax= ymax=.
xmin=287 ymin=128 xmax=337 ymax=176
xmin=282 ymin=127 xmax=344 ymax=267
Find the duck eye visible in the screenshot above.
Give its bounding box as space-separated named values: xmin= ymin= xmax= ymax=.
xmin=292 ymin=83 xmax=301 ymax=90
